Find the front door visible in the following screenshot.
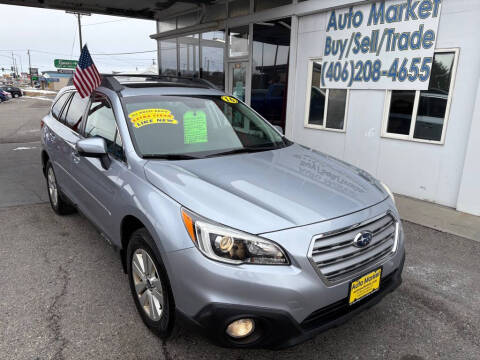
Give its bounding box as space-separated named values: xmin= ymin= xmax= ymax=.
xmin=228 ymin=62 xmax=247 ymax=102
xmin=69 ymin=93 xmax=126 ymax=238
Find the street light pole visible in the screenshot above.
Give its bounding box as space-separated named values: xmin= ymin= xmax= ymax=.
xmin=77 ymin=13 xmax=83 ymax=53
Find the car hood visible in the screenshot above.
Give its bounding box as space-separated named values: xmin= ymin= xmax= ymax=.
xmin=144 ymin=144 xmax=387 ymax=234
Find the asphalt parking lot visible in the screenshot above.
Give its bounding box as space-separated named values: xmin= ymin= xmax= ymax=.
xmin=0 ymin=97 xmax=479 ymax=360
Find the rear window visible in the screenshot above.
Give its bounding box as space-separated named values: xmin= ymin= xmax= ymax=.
xmin=51 ymin=92 xmax=71 ymax=120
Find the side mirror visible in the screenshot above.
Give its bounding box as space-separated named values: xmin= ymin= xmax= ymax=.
xmin=76 ymin=137 xmax=111 ymax=169
xmin=273 ymin=125 xmax=284 ymax=135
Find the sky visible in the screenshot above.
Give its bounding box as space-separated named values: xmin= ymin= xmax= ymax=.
xmin=0 ymin=4 xmax=157 ymax=74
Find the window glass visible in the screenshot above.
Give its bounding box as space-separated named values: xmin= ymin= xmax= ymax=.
xmin=52 ymin=92 xmax=71 ymax=120
xmin=229 ymin=0 xmax=249 ymax=17
xmin=200 ymin=31 xmax=225 ymax=90
xmin=123 ymin=95 xmax=288 ymax=157
xmin=413 ymin=52 xmax=455 ymax=141
xmin=228 ymin=26 xmax=249 ymax=57
xmin=159 ymin=39 xmax=178 ymax=75
xmin=252 ymin=19 xmax=290 ymax=130
xmin=64 ymin=92 xmax=89 ymax=131
xmin=307 ymin=61 xmax=325 ymax=126
xmin=179 ymin=35 xmax=199 ymax=77
xmin=325 ymin=89 xmax=347 ymax=130
xmin=85 ymin=96 xmax=123 ymax=158
xmin=255 ymin=0 xmax=291 ymax=12
xmin=387 ymin=90 xmax=415 ymax=135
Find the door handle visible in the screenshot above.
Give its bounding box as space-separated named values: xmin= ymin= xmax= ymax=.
xmin=72 ymin=152 xmax=81 ymax=164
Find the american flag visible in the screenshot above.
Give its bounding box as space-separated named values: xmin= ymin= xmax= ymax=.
xmin=73 ymin=45 xmax=101 ymax=98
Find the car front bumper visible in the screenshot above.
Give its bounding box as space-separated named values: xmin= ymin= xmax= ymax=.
xmin=181 ymin=252 xmax=404 ymax=348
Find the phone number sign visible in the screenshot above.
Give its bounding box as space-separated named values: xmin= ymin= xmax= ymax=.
xmin=320 ymin=0 xmax=442 ymax=90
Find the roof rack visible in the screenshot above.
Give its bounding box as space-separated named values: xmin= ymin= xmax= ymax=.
xmin=100 ymin=74 xmax=217 ymax=93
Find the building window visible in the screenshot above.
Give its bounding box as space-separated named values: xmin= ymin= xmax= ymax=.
xmin=179 ymin=34 xmax=199 ymax=77
xmin=304 ymin=59 xmax=349 ymax=131
xmin=251 ymin=19 xmax=291 ymax=131
xmin=159 ymin=39 xmax=178 ymax=75
xmin=382 ymin=49 xmax=458 ymax=144
xmin=200 ymin=30 xmax=226 ymax=90
xmin=228 ymin=26 xmax=249 ymax=58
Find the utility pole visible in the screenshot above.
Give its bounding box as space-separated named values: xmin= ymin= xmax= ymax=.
xmin=27 ymin=50 xmax=32 ymax=86
xmin=66 ymin=11 xmax=91 ymax=54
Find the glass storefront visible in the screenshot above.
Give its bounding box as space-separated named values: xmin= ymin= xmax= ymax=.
xmin=156 ymin=14 xmax=293 ymax=130
xmin=251 ymin=19 xmax=291 ymax=129
xmin=200 ymin=31 xmax=226 ymax=90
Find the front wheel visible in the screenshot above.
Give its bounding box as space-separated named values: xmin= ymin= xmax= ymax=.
xmin=127 ymin=229 xmax=176 ymax=338
xmin=45 ymin=160 xmax=76 ymax=215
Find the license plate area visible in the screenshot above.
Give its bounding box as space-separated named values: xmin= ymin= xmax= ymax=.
xmin=348 ymin=268 xmax=382 ymax=305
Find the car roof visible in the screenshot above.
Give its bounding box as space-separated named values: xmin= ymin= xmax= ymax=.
xmin=61 ymin=79 xmax=226 ymax=98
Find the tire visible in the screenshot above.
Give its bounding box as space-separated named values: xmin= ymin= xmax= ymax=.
xmin=45 ymin=160 xmax=76 ymax=215
xmin=127 ymin=229 xmax=176 ymax=338
xmin=14 ymin=94 xmax=19 ymax=98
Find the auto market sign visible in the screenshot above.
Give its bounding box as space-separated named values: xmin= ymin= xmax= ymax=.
xmin=54 ymin=59 xmax=78 ymax=69
xmin=320 ymin=0 xmax=441 ymax=90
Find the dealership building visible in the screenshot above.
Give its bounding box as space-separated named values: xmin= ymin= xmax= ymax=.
xmin=5 ymin=0 xmax=479 ymax=216
xmin=145 ymin=0 xmax=480 ymax=216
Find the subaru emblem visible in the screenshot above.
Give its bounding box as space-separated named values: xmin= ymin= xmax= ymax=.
xmin=353 ymin=231 xmax=373 ymax=248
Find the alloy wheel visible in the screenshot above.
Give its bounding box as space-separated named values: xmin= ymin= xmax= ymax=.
xmin=132 ymin=249 xmax=164 ymax=321
xmin=47 ymin=167 xmax=58 ymax=207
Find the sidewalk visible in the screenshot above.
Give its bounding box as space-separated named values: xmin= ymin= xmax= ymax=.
xmin=396 ymin=194 xmax=480 ymax=242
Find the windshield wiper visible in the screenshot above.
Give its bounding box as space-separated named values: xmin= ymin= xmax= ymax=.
xmin=206 ymin=145 xmax=279 ymax=158
xmin=142 ymin=154 xmax=200 ymax=160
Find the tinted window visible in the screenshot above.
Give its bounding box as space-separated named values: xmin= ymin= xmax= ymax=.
xmin=252 ymin=19 xmax=290 ymax=130
xmin=123 ymin=95 xmax=287 ymax=157
xmin=387 ymin=90 xmax=415 ymax=135
xmin=51 ymin=93 xmax=71 ymax=120
xmin=85 ymin=95 xmax=124 ymax=159
xmin=64 ymin=92 xmax=89 ymax=131
xmin=413 ymin=52 xmax=455 ymax=141
xmin=325 ymin=89 xmax=347 ymax=130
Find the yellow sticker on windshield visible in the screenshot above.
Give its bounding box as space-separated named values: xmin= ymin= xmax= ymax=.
xmin=129 ymin=108 xmax=178 ymax=128
xmin=221 ymin=96 xmax=238 ymax=104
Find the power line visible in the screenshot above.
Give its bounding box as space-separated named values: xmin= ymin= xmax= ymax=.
xmin=92 ymin=50 xmax=157 ymax=56
xmin=83 ymin=18 xmax=131 ymax=26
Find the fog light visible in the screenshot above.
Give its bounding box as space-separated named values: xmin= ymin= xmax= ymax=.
xmin=226 ymin=318 xmax=255 ymax=339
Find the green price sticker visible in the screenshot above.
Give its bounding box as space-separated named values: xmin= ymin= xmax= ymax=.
xmin=184 ymin=110 xmax=208 ymax=144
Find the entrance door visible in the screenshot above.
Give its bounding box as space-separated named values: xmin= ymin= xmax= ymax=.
xmin=228 ymin=62 xmax=247 ymax=102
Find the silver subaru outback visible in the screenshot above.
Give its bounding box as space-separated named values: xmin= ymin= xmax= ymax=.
xmin=41 ymin=75 xmax=405 ymax=349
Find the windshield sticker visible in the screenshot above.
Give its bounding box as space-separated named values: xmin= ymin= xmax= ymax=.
xmin=221 ymin=96 xmax=238 ymax=104
xmin=129 ymin=108 xmax=178 ymax=128
xmin=183 ymin=110 xmax=208 ymax=144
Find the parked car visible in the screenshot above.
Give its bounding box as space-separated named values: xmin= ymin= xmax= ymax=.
xmin=40 ymin=75 xmax=405 ymax=349
xmin=0 ymin=89 xmax=10 ymax=102
xmin=0 ymin=85 xmax=22 ymax=98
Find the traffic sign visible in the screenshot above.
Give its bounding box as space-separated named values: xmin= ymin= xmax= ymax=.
xmin=54 ymin=59 xmax=78 ymax=69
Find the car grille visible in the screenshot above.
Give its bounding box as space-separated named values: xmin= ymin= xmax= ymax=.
xmin=308 ymin=212 xmax=398 ymax=284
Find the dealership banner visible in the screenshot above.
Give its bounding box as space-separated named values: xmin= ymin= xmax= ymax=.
xmin=320 ymin=0 xmax=442 ymax=89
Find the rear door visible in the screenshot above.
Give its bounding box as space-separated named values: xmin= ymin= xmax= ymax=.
xmin=44 ymin=91 xmax=73 ymax=193
xmin=69 ymin=92 xmax=127 ymax=237
xmin=54 ymin=91 xmax=90 ymax=200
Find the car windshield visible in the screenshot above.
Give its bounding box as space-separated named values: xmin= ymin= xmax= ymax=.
xmin=123 ymin=95 xmax=289 ymax=158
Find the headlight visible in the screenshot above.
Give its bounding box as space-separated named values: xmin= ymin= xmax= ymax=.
xmin=181 ymin=208 xmax=289 ymax=265
xmin=380 ymin=181 xmax=395 ymax=204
